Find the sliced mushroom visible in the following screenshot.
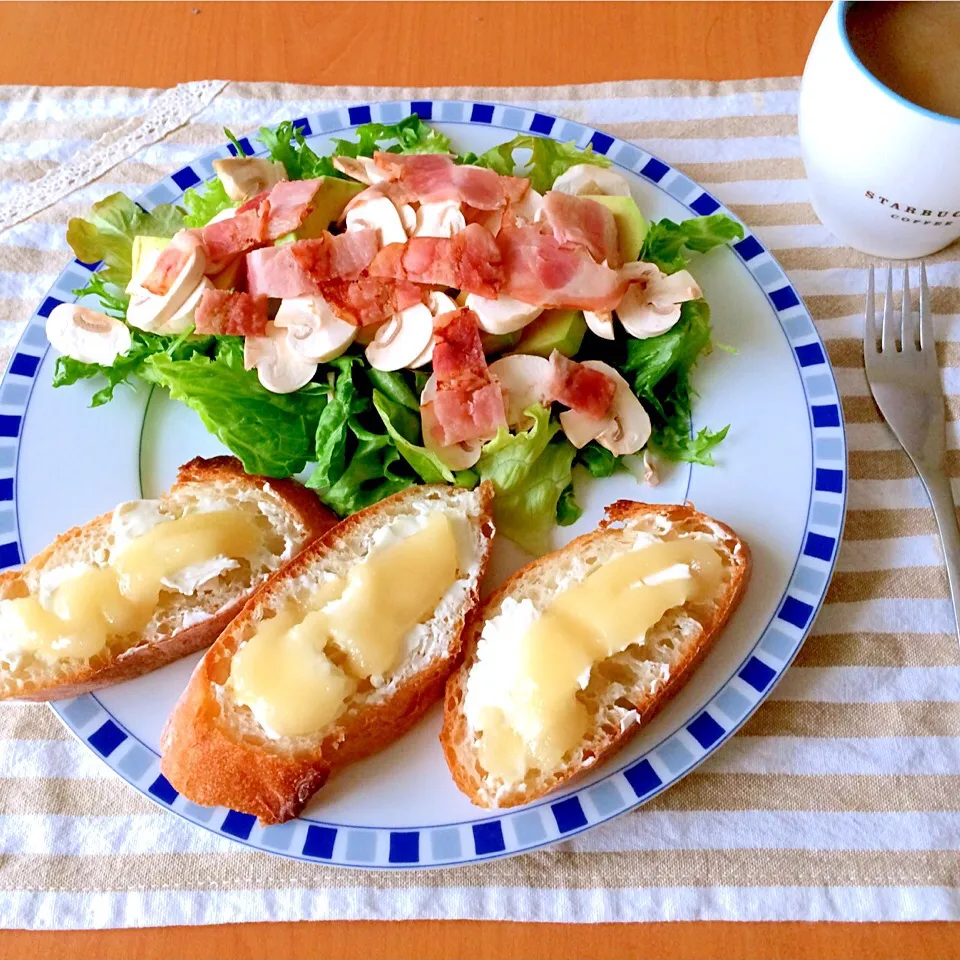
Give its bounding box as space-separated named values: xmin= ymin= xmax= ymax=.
xmin=584 ymin=309 xmax=616 ymax=340
xmin=559 ymin=360 xmax=651 ymax=455
xmin=365 ymin=303 xmax=434 ymax=371
xmin=420 ymin=374 xmax=482 ymax=470
xmin=616 ymin=268 xmax=702 ymax=340
xmin=205 ymin=205 xmax=239 ymax=225
xmin=125 ymin=241 xmax=208 ymax=333
xmin=155 ymin=277 xmax=214 ymax=335
xmin=332 ymin=155 xmax=391 ymax=185
xmin=619 ymin=260 xmax=660 ymax=284
xmin=551 ymin=164 xmax=632 ymax=198
xmin=409 ymin=291 xmax=458 ymax=368
xmin=212 ymin=157 xmax=286 ymax=202
xmin=345 ymin=194 xmax=409 ymax=246
xmin=273 ymin=296 xmax=357 ymax=362
xmin=46 ymin=303 xmax=132 ymax=366
xmin=465 ymin=293 xmax=543 ymax=335
xmin=243 ymin=322 xmax=318 ymax=394
xmin=413 ymin=201 xmax=466 ymax=238
xmin=488 ymin=354 xmax=552 ymax=427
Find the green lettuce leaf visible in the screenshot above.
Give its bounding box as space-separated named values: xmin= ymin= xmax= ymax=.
xmin=477 ymin=404 xmax=576 ymax=552
xmin=640 ymin=214 xmax=744 ymax=274
xmin=332 ymin=115 xmax=452 ymax=158
xmin=475 ymin=134 xmax=612 ymax=193
xmin=556 ymin=483 xmax=583 ymax=526
xmin=52 ymin=326 xmax=212 ymax=408
xmin=66 ymin=193 xmax=184 ymax=287
xmin=319 ymin=422 xmax=413 ymax=516
xmin=141 ymin=351 xmax=328 ymax=477
xmin=182 ymin=178 xmax=234 ymax=229
xmin=259 ymin=121 xmax=340 ymax=180
xmin=223 ymin=127 xmax=249 ymax=158
xmin=621 ymin=300 xmax=729 ymax=465
xmin=372 ymin=391 xmax=455 ymax=484
xmin=578 ymin=441 xmax=618 ymax=478
xmin=308 ymin=357 xmax=368 ymax=489
xmin=72 ymin=273 xmax=129 ymax=320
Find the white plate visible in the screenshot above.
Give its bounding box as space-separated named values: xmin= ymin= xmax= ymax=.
xmin=4 ymin=100 xmax=846 ymax=868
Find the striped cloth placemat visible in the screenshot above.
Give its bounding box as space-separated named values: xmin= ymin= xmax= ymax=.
xmin=0 ymin=78 xmax=958 ymax=929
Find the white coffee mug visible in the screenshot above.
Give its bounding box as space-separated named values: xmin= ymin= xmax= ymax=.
xmin=798 ymin=1 xmax=960 ymax=259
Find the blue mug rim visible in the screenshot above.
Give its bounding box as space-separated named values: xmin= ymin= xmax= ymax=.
xmin=838 ymin=0 xmax=960 ymax=127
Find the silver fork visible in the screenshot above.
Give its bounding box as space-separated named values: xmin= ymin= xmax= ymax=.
xmin=863 ymin=263 xmax=960 ymax=638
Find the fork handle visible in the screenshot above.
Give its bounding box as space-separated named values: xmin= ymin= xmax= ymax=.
xmin=918 ymin=467 xmax=960 ymax=641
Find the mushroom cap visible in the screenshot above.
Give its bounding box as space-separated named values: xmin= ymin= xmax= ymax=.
xmin=46 ymin=303 xmax=132 ymax=367
xmin=155 ymin=277 xmax=214 ymax=335
xmin=409 ymin=291 xmax=459 ymax=368
xmin=558 ymin=360 xmax=651 ymax=455
xmin=413 ymin=201 xmax=466 ymax=238
xmin=212 ymin=156 xmax=286 ymax=202
xmin=465 ymin=292 xmax=543 ymax=335
xmin=510 ymin=188 xmax=543 ymax=224
xmin=274 ymin=296 xmax=357 ymax=363
xmin=345 ymin=194 xmax=409 ymax=246
xmin=584 ymin=309 xmax=616 ymax=340
xmin=616 ymin=268 xmax=702 ymax=340
xmin=488 ymin=354 xmax=552 ymax=427
xmin=365 ymin=303 xmax=434 ymax=371
xmin=551 ymin=164 xmax=632 ymax=198
xmin=332 ymin=155 xmax=391 ymax=185
xmin=126 ymin=245 xmax=207 ymax=333
xmin=420 ymin=374 xmax=482 ymax=470
xmin=243 ymin=322 xmax=318 ymax=394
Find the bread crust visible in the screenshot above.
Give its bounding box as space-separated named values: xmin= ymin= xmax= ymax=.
xmin=440 ymin=500 xmax=751 ymax=808
xmin=0 ymin=456 xmax=337 ymax=702
xmin=160 ymin=482 xmax=495 ymax=824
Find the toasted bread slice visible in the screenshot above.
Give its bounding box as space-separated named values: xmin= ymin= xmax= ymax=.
xmin=0 ymin=456 xmax=336 ymax=701
xmin=441 ymin=500 xmax=751 ymax=809
xmin=160 ymin=482 xmax=495 ymax=824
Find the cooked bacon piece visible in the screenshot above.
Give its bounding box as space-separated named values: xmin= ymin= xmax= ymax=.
xmin=201 ymin=208 xmax=269 ymax=272
xmin=290 ymin=229 xmax=379 ymax=283
xmin=261 ymin=179 xmax=328 ymax=238
xmin=194 ymin=289 xmax=269 ymax=336
xmin=141 ymin=231 xmax=203 ymax=296
xmin=547 ymin=350 xmax=617 ymax=420
xmin=246 ymin=246 xmax=318 ymax=299
xmin=427 ymin=308 xmax=506 ymax=446
xmin=368 ymin=223 xmax=504 ymax=298
xmin=496 ymin=224 xmax=628 ymax=311
xmin=319 ymin=277 xmax=423 ymax=326
xmin=372 ymin=152 xmax=515 ymax=211
xmin=538 ymin=192 xmax=621 ymax=267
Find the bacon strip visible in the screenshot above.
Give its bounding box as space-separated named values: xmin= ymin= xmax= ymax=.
xmin=547 ymin=351 xmax=616 ymax=420
xmin=246 ymin=246 xmax=318 ymax=299
xmin=290 ymin=229 xmax=379 ymax=283
xmin=368 ymin=223 xmax=504 ymax=298
xmin=538 ymin=192 xmax=621 ymax=267
xmin=372 ymin=152 xmax=519 ymax=211
xmin=201 ymin=208 xmax=269 ymax=272
xmin=194 ymin=289 xmax=269 ymax=336
xmin=496 ymin=224 xmax=628 ymax=311
xmin=318 ymin=277 xmax=423 ymax=327
xmin=427 ymin=308 xmax=506 ymax=446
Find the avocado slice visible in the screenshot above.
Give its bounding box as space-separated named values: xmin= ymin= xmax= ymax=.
xmin=131 ymin=235 xmax=170 ymax=280
xmin=583 ymin=194 xmax=648 ymax=263
xmin=296 ymin=177 xmax=367 ymax=239
xmin=516 ymin=309 xmax=587 ymax=358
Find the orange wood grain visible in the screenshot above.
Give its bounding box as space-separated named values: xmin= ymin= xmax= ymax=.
xmin=4 ymin=2 xmax=953 ymax=957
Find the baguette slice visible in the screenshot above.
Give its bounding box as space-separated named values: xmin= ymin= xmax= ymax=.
xmin=0 ymin=456 xmax=336 ymax=701
xmin=442 ymin=500 xmax=751 ymax=809
xmin=160 ymin=482 xmax=495 ymax=824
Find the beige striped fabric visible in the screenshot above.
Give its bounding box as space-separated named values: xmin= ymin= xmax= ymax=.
xmin=0 ymin=78 xmax=959 ymax=928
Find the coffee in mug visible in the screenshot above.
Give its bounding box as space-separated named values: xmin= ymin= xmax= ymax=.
xmin=799 ymin=1 xmax=960 ymax=259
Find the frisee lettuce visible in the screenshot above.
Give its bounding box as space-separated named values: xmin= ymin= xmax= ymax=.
xmin=182 ymin=177 xmax=234 ymax=229
xmin=331 ymin=115 xmax=452 ymax=158
xmin=620 ymin=299 xmax=729 ymax=466
xmin=66 ymin=193 xmax=183 ymax=287
xmin=477 ymin=404 xmax=576 ymax=553
xmin=640 ymin=214 xmax=744 ymax=274
xmin=473 ymin=134 xmax=612 ymax=194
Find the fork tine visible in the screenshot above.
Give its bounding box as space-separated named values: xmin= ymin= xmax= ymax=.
xmin=901 ymin=264 xmax=917 ymax=350
xmin=881 ymin=264 xmax=897 ymax=351
xmin=919 ymin=259 xmax=934 ymax=352
xmin=864 ymin=265 xmax=877 ymax=353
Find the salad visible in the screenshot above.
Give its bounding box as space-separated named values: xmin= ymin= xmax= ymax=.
xmin=50 ymin=115 xmax=743 ymax=552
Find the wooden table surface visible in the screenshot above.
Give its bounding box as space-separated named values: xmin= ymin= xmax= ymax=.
xmin=0 ymin=2 xmax=957 ymax=957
